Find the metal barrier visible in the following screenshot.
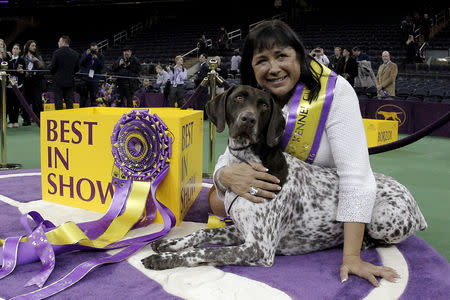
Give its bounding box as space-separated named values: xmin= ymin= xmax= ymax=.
xmin=97 ymin=39 xmax=109 ymax=52
xmin=130 ymin=23 xmax=143 ymax=37
xmin=113 ymin=30 xmax=128 ymax=46
xmin=228 ymin=29 xmax=241 ymax=42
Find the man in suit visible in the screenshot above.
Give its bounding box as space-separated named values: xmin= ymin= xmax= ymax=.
xmin=376 ymin=51 xmax=398 ymax=97
xmin=50 ymin=36 xmax=80 ymax=110
xmin=194 ymin=53 xmax=209 ymax=87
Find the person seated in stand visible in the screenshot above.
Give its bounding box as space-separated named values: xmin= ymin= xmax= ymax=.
xmin=208 ymin=19 xmax=400 ymax=287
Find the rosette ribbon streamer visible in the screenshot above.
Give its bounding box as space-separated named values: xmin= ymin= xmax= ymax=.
xmin=0 ymin=109 xmax=176 ymax=299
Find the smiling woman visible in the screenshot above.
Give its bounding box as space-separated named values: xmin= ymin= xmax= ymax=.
xmin=207 ymin=19 xmax=422 ymax=287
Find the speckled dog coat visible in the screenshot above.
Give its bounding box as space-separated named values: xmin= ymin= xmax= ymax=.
xmin=142 ymin=85 xmax=427 ymax=270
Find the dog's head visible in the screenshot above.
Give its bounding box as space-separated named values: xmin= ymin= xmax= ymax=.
xmin=205 ymin=85 xmax=285 ymax=148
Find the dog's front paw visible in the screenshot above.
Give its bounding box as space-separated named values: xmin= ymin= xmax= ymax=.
xmin=141 ymin=253 xmax=183 ymax=270
xmin=151 ymin=238 xmax=180 ymax=253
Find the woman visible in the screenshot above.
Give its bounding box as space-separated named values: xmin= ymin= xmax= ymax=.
xmin=0 ymin=39 xmax=11 ymax=62
xmin=21 ymin=40 xmax=45 ymax=126
xmin=336 ymin=47 xmax=358 ymax=86
xmin=209 ymin=20 xmax=400 ymax=286
xmin=7 ymin=43 xmax=25 ymax=128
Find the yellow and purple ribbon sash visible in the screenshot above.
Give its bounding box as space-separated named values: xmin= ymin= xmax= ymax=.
xmin=280 ymin=62 xmax=337 ymax=163
xmin=0 ymin=109 xmax=176 ymax=299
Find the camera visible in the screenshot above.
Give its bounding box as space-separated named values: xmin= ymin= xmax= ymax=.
xmin=313 ymin=49 xmax=321 ymax=53
xmin=90 ymin=50 xmax=97 ymax=55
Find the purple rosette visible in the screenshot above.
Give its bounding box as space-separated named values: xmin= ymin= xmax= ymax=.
xmin=111 ymin=109 xmax=172 ymax=182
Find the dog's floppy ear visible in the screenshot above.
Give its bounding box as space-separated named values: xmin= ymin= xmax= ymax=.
xmin=266 ymin=97 xmax=286 ymax=148
xmin=205 ymin=86 xmax=236 ymax=132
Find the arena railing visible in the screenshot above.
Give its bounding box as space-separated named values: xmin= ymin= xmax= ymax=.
xmin=98 ymin=39 xmax=109 ymax=52
xmin=113 ymin=30 xmax=128 ymax=46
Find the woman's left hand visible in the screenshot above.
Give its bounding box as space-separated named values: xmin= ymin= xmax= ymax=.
xmin=340 ymin=255 xmax=400 ymax=286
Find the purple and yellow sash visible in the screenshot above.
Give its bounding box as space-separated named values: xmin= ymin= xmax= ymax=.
xmin=280 ymin=61 xmax=337 ymax=163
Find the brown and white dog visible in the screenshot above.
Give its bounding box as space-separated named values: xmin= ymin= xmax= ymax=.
xmin=142 ymin=85 xmax=427 ymax=270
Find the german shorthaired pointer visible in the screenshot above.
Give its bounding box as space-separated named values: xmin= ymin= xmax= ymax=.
xmin=142 ymin=85 xmax=427 ymax=270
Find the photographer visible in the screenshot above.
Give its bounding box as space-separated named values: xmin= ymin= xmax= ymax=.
xmin=79 ymin=42 xmax=105 ymax=107
xmin=310 ymin=47 xmax=330 ymax=67
xmin=111 ymin=45 xmax=141 ymax=107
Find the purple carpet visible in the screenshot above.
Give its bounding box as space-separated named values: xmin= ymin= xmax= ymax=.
xmin=0 ymin=170 xmax=449 ymax=299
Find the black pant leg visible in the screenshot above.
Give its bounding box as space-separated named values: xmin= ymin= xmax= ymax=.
xmin=54 ymin=85 xmax=64 ymax=110
xmin=64 ymin=86 xmax=74 ymax=109
xmin=79 ymin=81 xmax=89 ymax=108
xmin=6 ymin=88 xmax=20 ymax=123
xmin=176 ymin=85 xmax=185 ymax=107
xmin=88 ymin=81 xmax=99 ymax=106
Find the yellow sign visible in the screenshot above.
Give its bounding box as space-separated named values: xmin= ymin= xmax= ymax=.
xmin=363 ymin=118 xmax=398 ymax=148
xmin=40 ymin=107 xmax=203 ymax=225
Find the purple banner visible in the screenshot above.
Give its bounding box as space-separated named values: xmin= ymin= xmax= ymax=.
xmin=359 ymin=99 xmax=450 ymax=138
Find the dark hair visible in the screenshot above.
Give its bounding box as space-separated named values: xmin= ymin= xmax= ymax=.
xmin=90 ymin=42 xmax=98 ymax=47
xmin=11 ymin=43 xmax=20 ymax=50
xmin=23 ymin=40 xmax=38 ymax=55
xmin=240 ymin=19 xmax=322 ymax=102
xmin=60 ymin=35 xmax=71 ymax=45
xmin=352 ymin=46 xmax=360 ymax=52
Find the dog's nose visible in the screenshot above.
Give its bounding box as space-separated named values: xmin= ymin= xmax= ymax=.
xmin=238 ymin=111 xmax=256 ymax=127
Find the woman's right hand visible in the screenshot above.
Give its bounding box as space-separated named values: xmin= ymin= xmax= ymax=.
xmin=220 ymin=162 xmax=281 ymax=203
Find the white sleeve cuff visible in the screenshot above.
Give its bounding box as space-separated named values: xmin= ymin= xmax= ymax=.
xmin=336 ymin=187 xmax=376 ymax=223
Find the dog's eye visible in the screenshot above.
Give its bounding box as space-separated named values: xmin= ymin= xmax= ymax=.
xmin=235 ymin=96 xmax=245 ymax=102
xmin=260 ymin=103 xmax=269 ymax=110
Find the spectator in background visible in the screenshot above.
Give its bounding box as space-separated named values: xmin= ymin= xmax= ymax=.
xmin=328 ymin=47 xmax=342 ymax=71
xmin=214 ymin=55 xmax=228 ymax=80
xmin=230 ymin=49 xmax=241 ymax=77
xmin=50 ymin=35 xmax=80 ymax=110
xmin=137 ymin=78 xmax=152 ymax=93
xmin=421 ymin=13 xmax=432 ymax=43
xmin=400 ymin=16 xmax=414 ymax=49
xmin=376 ymin=51 xmax=398 ymax=98
xmin=22 ymin=40 xmax=45 ymax=125
xmin=355 ymin=60 xmax=377 ymax=89
xmin=337 ymin=47 xmax=358 ymax=86
xmin=79 ymin=42 xmax=105 ymax=107
xmin=216 ymin=25 xmax=229 ymax=55
xmin=0 ymin=39 xmax=11 ymax=62
xmin=214 ymin=55 xmax=228 ymax=94
xmin=197 ymin=33 xmax=209 ymax=56
xmin=195 ymin=53 xmax=209 ymax=87
xmin=111 ymin=45 xmax=141 ymax=107
xmin=168 ymin=55 xmax=187 ymax=107
xmin=352 ymin=46 xmax=370 ymax=62
xmin=310 ymin=47 xmax=329 ymax=66
xmin=155 ymin=64 xmax=170 ymax=93
xmin=405 ymin=35 xmax=418 ymax=64
xmin=6 ymin=43 xmax=25 ymax=128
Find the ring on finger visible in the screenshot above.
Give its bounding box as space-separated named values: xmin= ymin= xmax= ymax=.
xmin=249 ymin=186 xmax=258 ymax=196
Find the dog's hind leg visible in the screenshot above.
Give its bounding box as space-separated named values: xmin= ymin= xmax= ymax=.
xmin=366 ymin=177 xmax=428 ymax=245
xmin=152 ymin=225 xmax=244 ymax=253
xmin=142 ymin=242 xmax=272 ymax=270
